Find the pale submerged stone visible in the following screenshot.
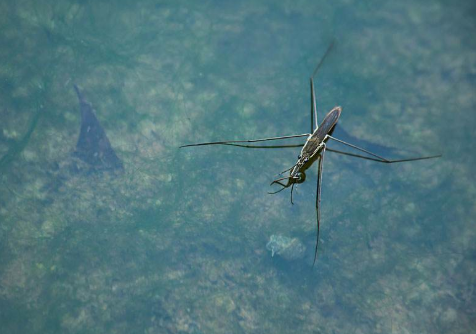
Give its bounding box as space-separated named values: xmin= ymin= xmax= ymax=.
xmin=266 ymin=235 xmax=306 ymax=261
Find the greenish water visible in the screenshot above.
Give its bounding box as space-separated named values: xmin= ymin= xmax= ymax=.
xmin=1 ymin=1 xmax=475 ymax=333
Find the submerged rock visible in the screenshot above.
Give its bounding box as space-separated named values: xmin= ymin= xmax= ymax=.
xmin=266 ymin=235 xmax=306 ymax=261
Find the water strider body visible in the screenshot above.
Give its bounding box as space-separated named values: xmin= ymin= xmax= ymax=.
xmin=270 ymin=106 xmax=341 ymax=192
xmin=181 ymin=42 xmax=441 ymax=265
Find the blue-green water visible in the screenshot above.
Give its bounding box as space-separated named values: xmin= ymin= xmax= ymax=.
xmin=1 ymin=1 xmax=475 ymax=333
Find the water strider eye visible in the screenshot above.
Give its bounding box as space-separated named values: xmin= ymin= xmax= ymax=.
xmin=304 ymin=157 xmax=309 ymax=162
xmin=295 ymin=172 xmax=306 ymax=183
xmin=298 ymin=155 xmax=301 ymax=159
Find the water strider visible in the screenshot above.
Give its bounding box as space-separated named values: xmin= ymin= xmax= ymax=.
xmin=181 ymin=42 xmax=441 ymax=265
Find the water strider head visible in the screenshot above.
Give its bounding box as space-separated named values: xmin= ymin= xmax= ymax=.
xmin=269 ymin=154 xmax=310 ymax=189
xmin=290 ymin=154 xmax=312 ymax=178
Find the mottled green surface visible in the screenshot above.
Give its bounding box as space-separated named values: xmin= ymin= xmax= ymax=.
xmin=1 ymin=1 xmax=475 ymax=333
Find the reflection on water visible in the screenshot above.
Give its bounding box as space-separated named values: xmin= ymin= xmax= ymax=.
xmin=0 ymin=0 xmax=475 ymax=333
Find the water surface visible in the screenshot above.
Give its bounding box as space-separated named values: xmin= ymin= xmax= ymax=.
xmin=0 ymin=1 xmax=475 ymax=333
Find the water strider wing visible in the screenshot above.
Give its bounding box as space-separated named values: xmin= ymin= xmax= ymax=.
xmin=303 ymin=107 xmax=341 ymax=157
